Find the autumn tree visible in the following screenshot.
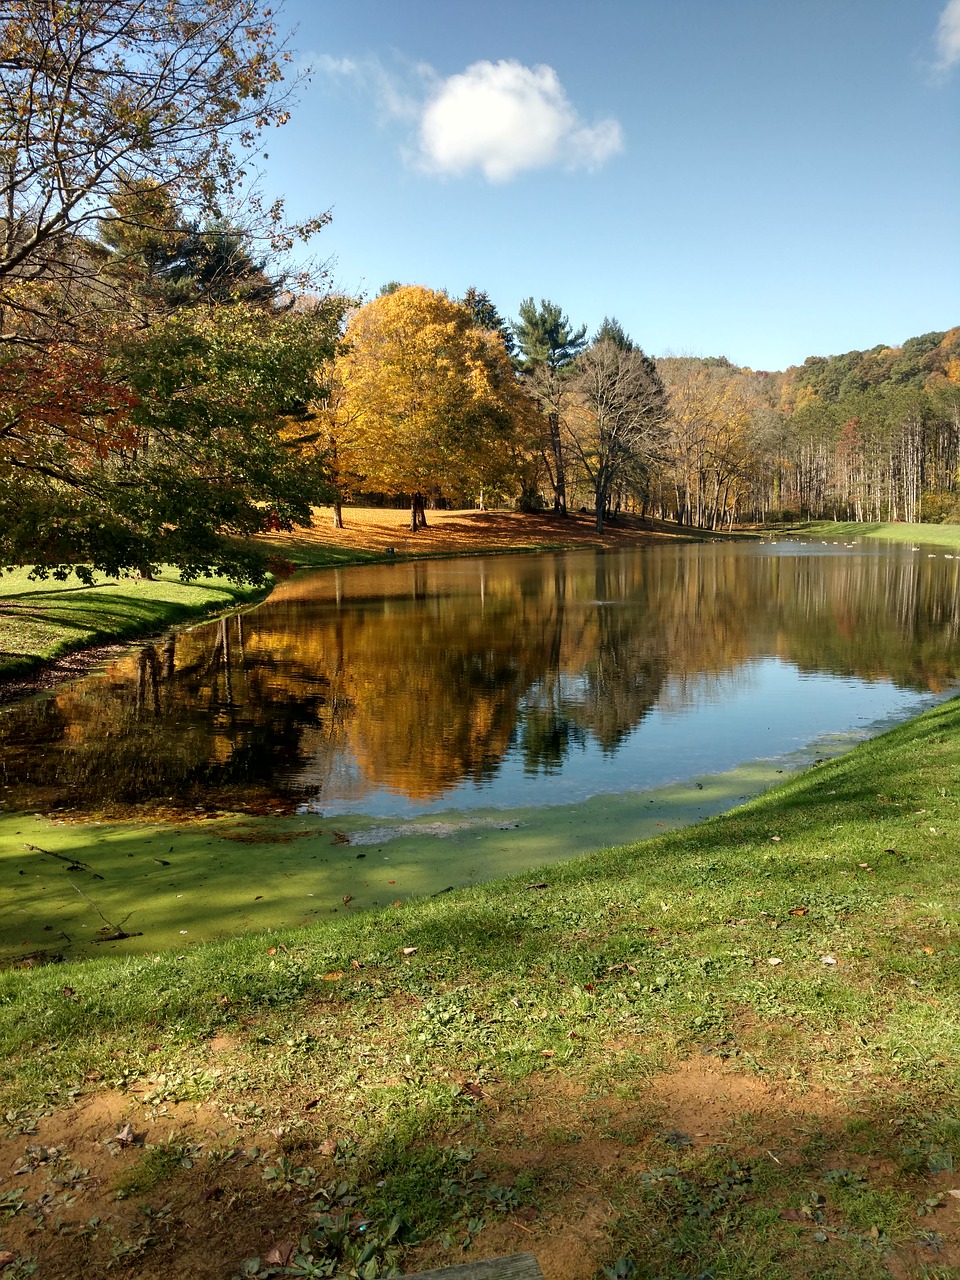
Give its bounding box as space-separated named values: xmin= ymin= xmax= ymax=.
xmin=567 ymin=337 xmax=668 ymax=532
xmin=335 ymin=286 xmax=534 ymax=528
xmin=1 ymin=302 xmax=341 ymax=580
xmin=512 ymin=297 xmax=587 ymax=515
xmin=0 ymin=0 xmax=326 ymax=346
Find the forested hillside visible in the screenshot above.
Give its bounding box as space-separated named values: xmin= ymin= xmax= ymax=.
xmin=646 ymin=329 xmax=960 ymax=528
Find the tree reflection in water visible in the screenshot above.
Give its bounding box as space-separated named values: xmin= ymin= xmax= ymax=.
xmin=3 ymin=543 xmax=959 ymax=818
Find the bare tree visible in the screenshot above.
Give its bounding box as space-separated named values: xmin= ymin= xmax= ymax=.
xmin=567 ymin=338 xmax=668 ymax=533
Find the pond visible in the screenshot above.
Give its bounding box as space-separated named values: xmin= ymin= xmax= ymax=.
xmin=4 ymin=539 xmax=960 ymax=818
xmin=3 ymin=539 xmax=960 ymax=956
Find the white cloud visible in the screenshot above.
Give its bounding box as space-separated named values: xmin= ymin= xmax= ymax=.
xmin=310 ymin=53 xmax=623 ymax=182
xmin=418 ymin=60 xmax=623 ymax=182
xmin=935 ymin=0 xmax=960 ymax=71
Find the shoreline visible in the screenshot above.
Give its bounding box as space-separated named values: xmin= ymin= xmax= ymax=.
xmin=0 ymin=509 xmax=720 ymax=706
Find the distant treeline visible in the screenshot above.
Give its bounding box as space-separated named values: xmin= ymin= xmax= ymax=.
xmin=647 ymin=328 xmax=960 ymax=528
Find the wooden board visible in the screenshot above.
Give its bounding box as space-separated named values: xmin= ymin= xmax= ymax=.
xmin=400 ymin=1252 xmax=545 ymax=1280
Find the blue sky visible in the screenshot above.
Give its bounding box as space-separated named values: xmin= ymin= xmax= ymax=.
xmin=261 ymin=0 xmax=960 ymax=372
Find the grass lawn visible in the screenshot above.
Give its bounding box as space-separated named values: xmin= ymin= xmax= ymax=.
xmin=0 ymin=568 xmax=270 ymax=680
xmin=2 ymin=694 xmax=960 ymax=1278
xmin=783 ymin=520 xmax=960 ymax=550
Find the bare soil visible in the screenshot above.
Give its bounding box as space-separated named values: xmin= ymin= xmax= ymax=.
xmin=3 ymin=1054 xmax=955 ymax=1279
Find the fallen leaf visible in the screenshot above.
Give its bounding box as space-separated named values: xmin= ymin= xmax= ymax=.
xmin=114 ymin=1123 xmax=136 ymax=1145
xmin=201 ymin=1186 xmax=223 ymax=1202
xmin=461 ymin=1081 xmax=484 ymax=1099
xmin=391 ymin=900 xmax=401 ymax=907
xmin=0 ymin=1251 xmax=15 ymax=1270
xmin=820 ymin=955 xmax=838 ymax=966
xmin=924 ymin=946 xmax=935 ymax=955
xmin=767 ymin=957 xmax=783 ymax=966
xmin=350 ymin=959 xmax=362 ymax=970
xmin=264 ymin=1241 xmax=296 ymax=1267
xmin=947 ymin=1189 xmax=960 ymax=1199
xmin=317 ymin=1137 xmax=337 ymax=1155
xmin=540 ymin=1049 xmax=555 ymax=1057
xmin=322 ymin=971 xmax=344 ymax=981
xmin=254 ymin=895 xmax=263 ymax=901
xmin=267 ymin=947 xmax=277 ymax=955
xmin=770 ymin=835 xmax=781 ymax=842
xmin=780 ymin=1208 xmax=804 ymax=1221
xmin=788 ymin=907 xmax=808 ymax=917
xmin=342 ymin=894 xmax=353 ymax=905
xmin=526 ymin=882 xmax=548 ymax=890
xmin=401 ymin=946 xmax=418 ymax=956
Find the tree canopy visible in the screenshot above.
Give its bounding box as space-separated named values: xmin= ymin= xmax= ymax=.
xmin=333 ymin=286 xmax=535 ymax=526
xmin=0 ymin=0 xmax=326 ymax=346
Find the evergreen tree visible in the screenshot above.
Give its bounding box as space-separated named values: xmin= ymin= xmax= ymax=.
xmin=511 ymin=299 xmax=588 ymax=516
xmin=513 ymin=297 xmax=587 ymax=371
xmin=460 ymin=286 xmax=516 ymax=357
xmin=594 ymin=316 xmax=635 ymax=352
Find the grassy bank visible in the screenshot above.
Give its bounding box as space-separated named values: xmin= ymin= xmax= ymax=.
xmin=783 ymin=519 xmax=960 ymax=549
xmin=0 ymin=568 xmax=270 ymax=681
xmin=2 ymin=697 xmax=960 ymax=1278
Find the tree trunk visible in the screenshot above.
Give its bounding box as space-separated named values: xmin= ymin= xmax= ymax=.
xmin=548 ymin=412 xmax=567 ymax=516
xmin=410 ymin=492 xmax=428 ymax=530
xmin=332 ymin=500 xmax=344 ymax=529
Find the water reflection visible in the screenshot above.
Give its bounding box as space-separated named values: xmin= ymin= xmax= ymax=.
xmin=3 ymin=543 xmax=959 ymax=817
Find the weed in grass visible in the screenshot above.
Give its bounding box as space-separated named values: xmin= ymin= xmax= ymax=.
xmin=0 ymin=1187 xmax=28 ymax=1217
xmin=3 ymin=1108 xmax=41 ymax=1136
xmin=261 ymin=1156 xmax=320 ymax=1194
xmin=0 ymin=1257 xmax=38 ymax=1279
xmin=233 ymin=1183 xmax=404 ymax=1280
xmin=112 ymin=1142 xmax=194 ymax=1199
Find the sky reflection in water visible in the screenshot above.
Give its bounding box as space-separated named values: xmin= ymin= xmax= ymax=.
xmin=3 ymin=541 xmax=959 ymax=819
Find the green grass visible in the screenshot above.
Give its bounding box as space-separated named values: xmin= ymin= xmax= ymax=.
xmin=0 ymin=567 xmax=270 ymax=678
xmin=2 ymin=696 xmax=960 ymax=1276
xmin=783 ymin=519 xmax=960 ymax=549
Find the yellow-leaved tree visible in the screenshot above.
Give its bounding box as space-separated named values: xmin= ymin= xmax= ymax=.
xmin=334 ymin=285 xmax=535 ymax=528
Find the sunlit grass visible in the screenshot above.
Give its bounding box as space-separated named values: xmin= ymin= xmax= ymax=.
xmin=785 ymin=519 xmax=960 ymax=548
xmin=0 ymin=567 xmax=269 ymax=677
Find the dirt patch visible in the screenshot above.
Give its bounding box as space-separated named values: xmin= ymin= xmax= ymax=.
xmin=4 ymin=1054 xmax=954 ymax=1278
xmin=0 ymin=640 xmax=131 ymax=706
xmin=0 ymin=1089 xmax=297 ymax=1279
xmin=645 ymin=1056 xmax=838 ymax=1150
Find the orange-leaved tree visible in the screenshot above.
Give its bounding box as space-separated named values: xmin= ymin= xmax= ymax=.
xmin=334 ymin=286 xmax=535 ymax=528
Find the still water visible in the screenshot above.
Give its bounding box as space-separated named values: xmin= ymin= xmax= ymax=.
xmin=3 ymin=541 xmax=959 ymax=820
